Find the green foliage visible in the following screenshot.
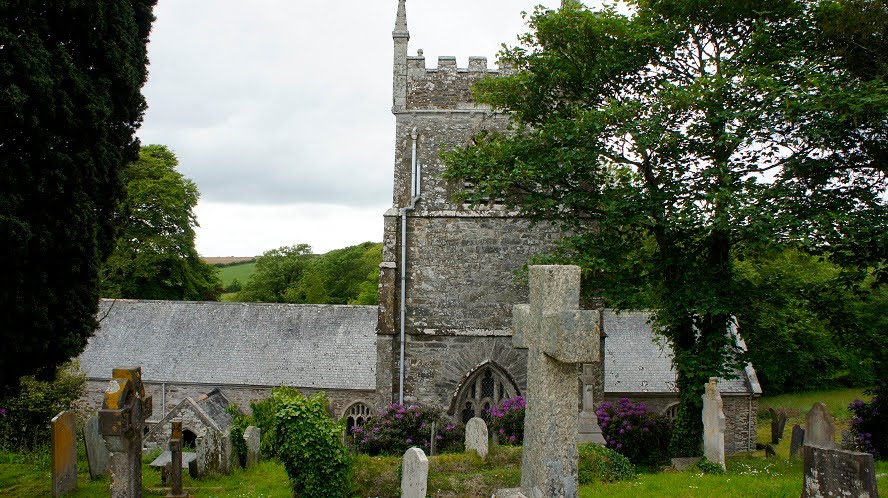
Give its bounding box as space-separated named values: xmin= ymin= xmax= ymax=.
xmin=578 ymin=442 xmax=637 ymax=484
xmin=0 ymin=363 xmax=85 ymax=451
xmin=227 ymin=404 xmax=249 ymax=468
xmin=597 ymin=398 xmax=672 ymax=466
xmin=696 ymin=458 xmax=726 ymax=475
xmin=224 ymin=278 xmax=243 ymax=293
xmin=248 ymin=387 xmax=299 ymax=459
xmin=270 ymin=390 xmax=352 ymax=498
xmin=101 ymin=145 xmax=222 ymax=301
xmin=350 ymin=403 xmax=464 ymax=456
xmin=0 ymin=0 xmax=156 ymax=393
xmin=236 ymin=242 xmax=382 ymax=305
xmin=444 ymin=0 xmax=887 ymax=454
xmin=487 ymin=395 xmax=525 ymax=445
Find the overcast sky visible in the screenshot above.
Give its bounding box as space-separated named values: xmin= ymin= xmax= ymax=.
xmin=138 ymin=0 xmax=561 ymax=256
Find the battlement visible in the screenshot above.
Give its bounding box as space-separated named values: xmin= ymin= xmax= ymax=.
xmin=403 ymin=51 xmax=510 ymax=111
xmin=406 ymin=52 xmax=512 ymax=74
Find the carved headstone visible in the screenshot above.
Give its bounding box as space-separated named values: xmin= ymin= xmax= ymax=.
xmin=401 ymin=447 xmax=429 ymax=498
xmin=99 ymin=367 xmax=152 ymax=498
xmin=511 ymin=265 xmax=601 ymax=498
xmin=802 ymin=445 xmax=879 ymax=498
xmin=702 ymin=377 xmax=726 ymax=470
xmin=51 ymin=411 xmax=78 ymax=497
xmin=789 ymin=424 xmax=806 ymax=459
xmin=804 ymin=402 xmax=837 ymax=449
xmin=83 ymin=414 xmax=110 ymax=478
xmin=577 ymin=363 xmax=606 ymax=444
xmin=465 ymin=417 xmax=489 ymax=459
xmin=167 ymin=419 xmax=187 ymax=498
xmin=243 ymin=426 xmax=261 ymax=468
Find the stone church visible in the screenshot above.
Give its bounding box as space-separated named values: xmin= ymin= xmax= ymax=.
xmin=77 ymin=0 xmax=761 ymax=455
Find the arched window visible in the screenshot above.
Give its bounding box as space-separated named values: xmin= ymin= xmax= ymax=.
xmin=663 ymin=403 xmax=680 ymax=420
xmin=451 ymin=362 xmax=519 ymax=423
xmin=344 ymin=402 xmax=373 ymax=435
xmin=182 ymin=429 xmax=197 ymax=449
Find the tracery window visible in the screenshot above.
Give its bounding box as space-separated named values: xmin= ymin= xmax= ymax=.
xmin=453 ymin=364 xmax=519 ymax=424
xmin=344 ymin=402 xmax=372 ymax=434
xmin=663 ymin=402 xmax=680 ymax=420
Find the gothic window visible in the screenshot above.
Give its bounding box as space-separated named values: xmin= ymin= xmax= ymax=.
xmin=344 ymin=402 xmax=373 ymax=435
xmin=452 ymin=363 xmax=519 ymax=423
xmin=663 ymin=403 xmax=680 ymax=420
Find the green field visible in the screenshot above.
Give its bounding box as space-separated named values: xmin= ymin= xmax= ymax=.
xmin=216 ymin=261 xmax=256 ymax=287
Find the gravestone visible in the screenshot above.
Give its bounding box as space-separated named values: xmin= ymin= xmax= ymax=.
xmin=401 ymin=447 xmax=429 ymax=498
xmin=99 ymin=366 xmax=153 ymax=498
xmin=167 ymin=419 xmax=187 ymax=498
xmin=465 ymin=417 xmax=489 ymax=459
xmin=243 ymin=426 xmax=261 ymax=468
xmin=51 ymin=411 xmax=78 ymax=497
xmin=804 ymin=402 xmax=837 ymax=449
xmin=702 ymin=377 xmax=726 ymax=470
xmin=770 ymin=408 xmax=788 ymax=444
xmin=577 ymin=363 xmax=606 ymax=444
xmin=789 ymin=424 xmax=805 ymax=459
xmin=83 ymin=414 xmax=110 ymax=479
xmin=802 ymin=445 xmax=879 ymax=498
xmin=429 ymin=421 xmax=437 ymax=456
xmin=511 ymin=265 xmax=601 ymax=498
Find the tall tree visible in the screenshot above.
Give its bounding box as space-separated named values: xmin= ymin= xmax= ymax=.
xmin=102 ymin=145 xmax=222 ymax=301
xmin=0 ymin=1 xmax=156 ymax=393
xmin=445 ymin=0 xmax=887 ymax=454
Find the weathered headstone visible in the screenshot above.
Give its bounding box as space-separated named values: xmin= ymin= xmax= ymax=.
xmin=702 ymin=377 xmax=726 ymax=470
xmin=577 ymin=363 xmax=606 ymax=444
xmin=167 ymin=419 xmax=187 ymax=498
xmin=779 ymin=411 xmax=788 ymax=441
xmin=51 ymin=411 xmax=78 ymax=497
xmin=465 ymin=417 xmax=489 ymax=459
xmin=83 ymin=414 xmax=110 ymax=479
xmin=804 ymin=402 xmax=837 ymax=449
xmin=99 ymin=366 xmax=153 ymax=498
xmin=401 ymin=447 xmax=429 ymax=498
xmin=511 ymin=265 xmax=601 ymax=498
xmin=770 ymin=408 xmax=788 ymax=444
xmin=801 ymin=445 xmax=879 ymax=498
xmin=789 ymin=424 xmax=806 ymax=459
xmin=429 ymin=420 xmax=437 ymax=456
xmin=243 ymin=426 xmax=261 ymax=468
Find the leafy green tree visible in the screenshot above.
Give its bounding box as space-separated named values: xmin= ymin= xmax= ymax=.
xmin=237 ymin=244 xmax=316 ymax=302
xmin=445 ymin=0 xmax=886 ymax=454
xmin=0 ymin=0 xmax=156 ymax=393
xmin=102 ymin=145 xmax=222 ymax=301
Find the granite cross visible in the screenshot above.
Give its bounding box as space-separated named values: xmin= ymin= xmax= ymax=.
xmin=513 ymin=265 xmax=601 ymax=498
xmin=99 ymin=367 xmax=153 ymax=498
xmin=167 ymin=419 xmax=187 ymax=498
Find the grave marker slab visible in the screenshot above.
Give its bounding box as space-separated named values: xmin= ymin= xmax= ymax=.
xmin=789 ymin=425 xmax=805 ymax=459
xmin=512 ymin=265 xmax=601 ymax=498
xmin=802 ymin=445 xmax=879 ymax=498
xmin=84 ymin=414 xmax=110 ymax=478
xmin=51 ymin=411 xmax=78 ymax=497
xmin=244 ymin=426 xmax=261 ymax=468
xmin=465 ymin=417 xmax=489 ymax=459
xmin=401 ymin=447 xmax=429 ymax=498
xmin=702 ymin=377 xmax=726 ymax=470
xmin=804 ymin=402 xmax=837 ymax=449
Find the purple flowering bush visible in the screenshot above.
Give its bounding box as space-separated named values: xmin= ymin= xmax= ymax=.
xmin=487 ymin=396 xmax=525 ymax=445
xmin=596 ymin=398 xmax=672 ymax=466
xmin=849 ymin=397 xmax=886 ymax=459
xmin=350 ymin=403 xmax=464 ymax=456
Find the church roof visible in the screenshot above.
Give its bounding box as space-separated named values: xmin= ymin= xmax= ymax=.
xmin=80 ymin=300 xmax=377 ymax=391
xmin=603 ymin=310 xmax=761 ymax=395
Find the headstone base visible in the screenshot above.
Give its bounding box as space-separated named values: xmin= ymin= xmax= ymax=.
xmin=577 ymin=412 xmax=606 ymax=444
xmin=671 ymin=457 xmax=702 ymax=471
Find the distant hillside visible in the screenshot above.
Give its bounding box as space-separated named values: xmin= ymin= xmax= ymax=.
xmin=217 ymin=261 xmax=257 ymax=287
xmin=204 ymin=256 xmax=257 ymax=265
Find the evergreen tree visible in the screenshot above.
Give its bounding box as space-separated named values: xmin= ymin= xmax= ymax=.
xmin=0 ymin=1 xmax=156 ymax=393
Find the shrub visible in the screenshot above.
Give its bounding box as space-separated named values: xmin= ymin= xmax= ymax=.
xmin=596 ymin=398 xmax=672 ymax=466
xmin=272 ymin=390 xmax=352 ymax=497
xmin=249 ymin=386 xmax=301 ymax=459
xmin=227 ymin=404 xmax=249 ymax=468
xmin=0 ymin=363 xmax=85 ymax=451
xmin=849 ymin=396 xmax=887 ymax=459
xmin=487 ymin=395 xmax=525 ymax=445
xmin=350 ymin=403 xmax=464 ymax=456
xmin=696 ymin=457 xmax=726 ymax=474
xmin=578 ymin=442 xmax=636 ymax=484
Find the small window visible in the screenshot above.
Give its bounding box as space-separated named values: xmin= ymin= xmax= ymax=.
xmin=344 ymin=402 xmax=373 ymax=435
xmin=663 ymin=403 xmax=680 ymax=420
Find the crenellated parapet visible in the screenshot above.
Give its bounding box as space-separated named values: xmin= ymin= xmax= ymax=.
xmin=403 ymin=51 xmax=511 ymax=111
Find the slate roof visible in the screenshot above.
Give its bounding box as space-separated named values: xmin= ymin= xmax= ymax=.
xmin=603 ymin=310 xmax=761 ymax=395
xmin=80 ymin=300 xmax=377 ymax=391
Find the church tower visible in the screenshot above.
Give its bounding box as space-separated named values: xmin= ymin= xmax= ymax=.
xmin=376 ymin=0 xmax=565 ymax=420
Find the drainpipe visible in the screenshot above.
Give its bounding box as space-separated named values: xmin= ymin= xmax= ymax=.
xmin=399 ymin=127 xmax=420 ymax=405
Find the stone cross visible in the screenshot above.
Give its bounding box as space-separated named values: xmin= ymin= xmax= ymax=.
xmin=577 ymin=363 xmax=605 ymax=444
xmin=512 ymin=265 xmax=601 ymax=498
xmin=802 ymin=445 xmax=879 ymax=497
xmin=465 ymin=417 xmax=489 ymax=459
xmin=166 ymin=419 xmax=187 ymax=498
xmin=51 ymin=411 xmax=78 ymax=497
xmin=401 ymin=447 xmax=429 ymax=498
xmin=99 ymin=367 xmax=153 ymax=498
xmin=804 ymin=402 xmax=837 ymax=449
xmin=702 ymin=377 xmax=726 ymax=469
